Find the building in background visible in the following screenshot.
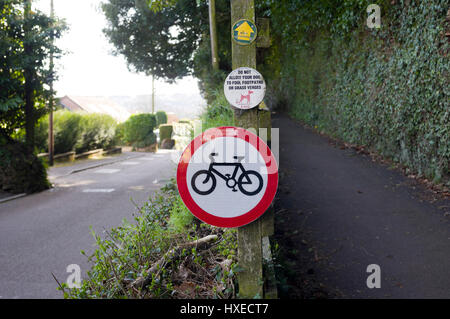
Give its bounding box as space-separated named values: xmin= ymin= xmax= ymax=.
xmin=59 ymin=95 xmax=202 ymax=123
xmin=59 ymin=96 xmax=131 ymax=122
xmin=166 ymin=112 xmax=179 ymax=124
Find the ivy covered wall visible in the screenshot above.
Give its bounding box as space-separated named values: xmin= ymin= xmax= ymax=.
xmin=259 ymin=0 xmax=449 ymax=183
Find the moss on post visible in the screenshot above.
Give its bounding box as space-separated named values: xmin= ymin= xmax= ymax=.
xmin=231 ymin=0 xmax=264 ymax=299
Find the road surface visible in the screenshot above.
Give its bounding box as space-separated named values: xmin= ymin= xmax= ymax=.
xmin=273 ymin=114 xmax=450 ymax=299
xmin=0 ymin=151 xmax=177 ymax=298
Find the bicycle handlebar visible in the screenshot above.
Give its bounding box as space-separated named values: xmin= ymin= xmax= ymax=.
xmin=209 ymin=153 xmax=244 ymax=163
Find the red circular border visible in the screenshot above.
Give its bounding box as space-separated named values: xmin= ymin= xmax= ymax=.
xmin=177 ymin=127 xmax=278 ymax=228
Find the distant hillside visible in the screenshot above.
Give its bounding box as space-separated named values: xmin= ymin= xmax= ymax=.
xmin=110 ymin=93 xmax=206 ymax=119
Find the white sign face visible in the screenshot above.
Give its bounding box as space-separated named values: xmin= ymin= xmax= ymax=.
xmin=224 ymin=67 xmax=266 ymax=109
xmin=186 ymin=136 xmax=268 ymax=219
xmin=177 ymin=127 xmax=279 ymax=228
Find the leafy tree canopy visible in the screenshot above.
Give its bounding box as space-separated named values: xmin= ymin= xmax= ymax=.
xmin=101 ymin=0 xmax=208 ymax=81
xmin=0 ymin=0 xmax=66 ymax=141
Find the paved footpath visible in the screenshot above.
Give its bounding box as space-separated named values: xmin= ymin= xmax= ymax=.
xmin=0 ymin=151 xmax=176 ymax=298
xmin=273 ymin=114 xmax=450 ymax=299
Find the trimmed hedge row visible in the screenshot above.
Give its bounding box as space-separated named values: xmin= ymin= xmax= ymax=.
xmin=16 ymin=110 xmax=119 ymax=155
xmin=159 ymin=124 xmax=173 ymax=142
xmin=122 ymin=113 xmax=157 ymax=148
xmin=76 ymin=113 xmax=117 ymax=153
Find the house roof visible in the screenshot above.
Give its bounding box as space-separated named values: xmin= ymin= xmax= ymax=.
xmin=166 ymin=112 xmax=179 ymax=124
xmin=59 ymin=96 xmax=84 ymax=112
xmin=59 ymin=96 xmax=131 ymax=122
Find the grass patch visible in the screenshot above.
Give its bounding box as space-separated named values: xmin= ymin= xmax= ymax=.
xmin=58 ymin=179 xmax=238 ymax=299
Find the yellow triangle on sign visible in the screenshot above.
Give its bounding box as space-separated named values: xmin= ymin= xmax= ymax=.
xmin=235 ymin=21 xmax=253 ymax=41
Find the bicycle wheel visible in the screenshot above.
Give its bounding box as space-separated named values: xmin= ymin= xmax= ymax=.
xmin=238 ymin=170 xmax=263 ymax=196
xmin=191 ymin=170 xmax=217 ymax=195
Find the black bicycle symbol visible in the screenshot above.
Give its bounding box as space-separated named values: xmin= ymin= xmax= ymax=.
xmin=191 ymin=153 xmax=263 ymax=196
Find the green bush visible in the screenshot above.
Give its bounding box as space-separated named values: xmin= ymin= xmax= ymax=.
xmin=11 ymin=111 xmax=118 ymax=154
xmin=159 ymin=124 xmax=173 ymax=142
xmin=114 ymin=122 xmax=125 ymax=145
xmin=155 ymin=111 xmax=168 ymax=126
xmin=202 ymin=91 xmax=234 ymax=130
xmin=0 ymin=141 xmax=50 ymax=194
xmin=133 ymin=134 xmax=157 ymax=149
xmin=123 ymin=113 xmax=157 ymax=148
xmin=53 ymin=110 xmax=83 ymax=154
xmin=76 ymin=113 xmax=117 ymax=153
xmin=34 ymin=115 xmax=49 ymax=153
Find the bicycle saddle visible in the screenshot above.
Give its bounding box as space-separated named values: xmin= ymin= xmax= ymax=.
xmin=209 ymin=152 xmax=218 ymax=163
xmin=233 ymin=156 xmax=244 ymax=162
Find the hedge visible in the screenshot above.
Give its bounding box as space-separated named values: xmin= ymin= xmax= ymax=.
xmin=53 ymin=111 xmax=84 ymax=154
xmin=260 ymin=0 xmax=449 ymax=183
xmin=123 ymin=113 xmax=157 ymax=148
xmin=22 ymin=110 xmax=119 ymax=154
xmin=156 ymin=111 xmax=168 ymax=126
xmin=159 ymin=124 xmax=173 ymax=142
xmin=75 ymin=113 xmax=117 ymax=153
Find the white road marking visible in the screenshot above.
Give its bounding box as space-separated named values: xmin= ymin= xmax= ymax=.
xmin=94 ymin=168 xmax=120 ymax=174
xmin=82 ymin=188 xmax=115 ymax=193
xmin=120 ymin=161 xmax=140 ymax=165
xmin=129 ymin=185 xmax=145 ymax=191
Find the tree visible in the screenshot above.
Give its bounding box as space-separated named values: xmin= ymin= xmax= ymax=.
xmin=0 ymin=0 xmax=65 ymax=151
xmin=101 ymin=0 xmax=206 ymax=81
xmin=208 ymin=0 xmax=219 ymax=70
xmin=101 ymin=0 xmax=232 ymax=102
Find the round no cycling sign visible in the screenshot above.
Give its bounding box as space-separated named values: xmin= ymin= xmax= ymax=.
xmin=177 ymin=127 xmax=278 ymax=228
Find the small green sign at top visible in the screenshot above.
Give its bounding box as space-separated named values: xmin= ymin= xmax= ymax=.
xmin=232 ymin=19 xmax=257 ymax=45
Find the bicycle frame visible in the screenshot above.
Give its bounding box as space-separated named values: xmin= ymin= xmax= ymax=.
xmin=208 ymin=162 xmax=252 ymax=184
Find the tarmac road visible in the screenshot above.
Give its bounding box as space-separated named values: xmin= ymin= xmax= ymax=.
xmin=0 ymin=151 xmax=177 ymax=298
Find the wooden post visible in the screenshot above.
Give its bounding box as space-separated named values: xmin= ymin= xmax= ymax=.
xmin=208 ymin=0 xmax=219 ymax=70
xmin=231 ymin=0 xmax=263 ymax=299
xmin=258 ymin=109 xmax=274 ymax=238
xmin=48 ymin=0 xmax=55 ymax=166
xmin=152 ymin=75 xmax=155 ymax=113
xmin=258 ymin=108 xmax=277 ymax=299
xmin=24 ymin=0 xmax=35 ymax=153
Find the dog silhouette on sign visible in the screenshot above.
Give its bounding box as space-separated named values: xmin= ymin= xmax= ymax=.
xmin=238 ymin=90 xmax=254 ymax=106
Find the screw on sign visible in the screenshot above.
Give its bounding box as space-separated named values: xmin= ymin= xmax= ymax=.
xmin=177 ymin=127 xmax=278 ymax=228
xmin=224 ymin=67 xmax=266 ymax=110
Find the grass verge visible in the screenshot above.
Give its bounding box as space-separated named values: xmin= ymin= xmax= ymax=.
xmin=58 ymin=179 xmax=238 ymax=299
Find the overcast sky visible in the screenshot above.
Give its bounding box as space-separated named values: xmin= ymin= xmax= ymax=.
xmin=33 ymin=0 xmax=204 ymax=100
